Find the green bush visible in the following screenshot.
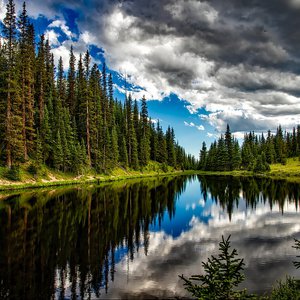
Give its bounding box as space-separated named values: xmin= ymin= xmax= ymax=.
xmin=5 ymin=165 xmax=21 ymax=181
xmin=162 ymin=163 xmax=168 ymax=173
xmin=27 ymin=164 xmax=38 ymax=176
xmin=271 ymin=277 xmax=300 ymax=299
xmin=179 ymin=235 xmax=248 ymax=299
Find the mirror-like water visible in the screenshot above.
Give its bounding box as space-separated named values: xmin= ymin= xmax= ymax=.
xmin=1 ymin=175 xmax=300 ymax=299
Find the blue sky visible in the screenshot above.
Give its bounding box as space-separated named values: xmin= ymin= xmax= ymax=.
xmin=2 ymin=0 xmax=300 ymax=156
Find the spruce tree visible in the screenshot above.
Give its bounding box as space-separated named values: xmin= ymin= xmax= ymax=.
xmin=156 ymin=121 xmax=167 ymax=164
xmin=57 ymin=56 xmax=66 ymax=107
xmin=35 ymin=34 xmax=46 ymax=129
xmin=166 ymin=126 xmax=176 ymax=167
xmin=139 ymin=96 xmax=150 ymax=166
xmin=199 ymin=142 xmax=207 ymax=170
xmin=3 ymin=0 xmax=21 ymax=167
xmin=53 ymin=130 xmax=63 ymax=170
xmin=224 ymin=124 xmax=233 ymax=170
xmin=67 ymin=46 xmax=76 ymax=115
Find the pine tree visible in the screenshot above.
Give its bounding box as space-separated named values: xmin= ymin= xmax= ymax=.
xmin=57 ymin=56 xmax=66 ymax=107
xmin=3 ymin=0 xmax=23 ymax=166
xmin=199 ymin=142 xmax=207 ymax=170
xmin=265 ymin=130 xmax=275 ymax=164
xmin=84 ymin=50 xmax=91 ymax=165
xmin=156 ymin=121 xmax=167 ymax=163
xmin=53 ymin=130 xmax=63 ymax=170
xmin=216 ymin=135 xmax=227 ymax=171
xmin=67 ymin=46 xmax=76 ymax=115
xmin=166 ymin=126 xmax=176 ymax=167
xmin=130 ymin=122 xmax=139 ymax=170
xmin=139 ymin=96 xmax=150 ymax=166
xmin=111 ymin=126 xmax=119 ymax=166
xmin=180 ymin=235 xmax=245 ymax=299
xmin=231 ymin=140 xmax=241 ymax=170
xmin=35 ymin=130 xmax=43 ymax=166
xmin=18 ymin=2 xmax=29 ymax=160
xmin=35 ymin=34 xmax=46 ymax=129
xmin=150 ymin=120 xmax=158 ymax=162
xmin=224 ymin=124 xmax=233 ymax=170
xmin=120 ymin=136 xmax=128 ymax=168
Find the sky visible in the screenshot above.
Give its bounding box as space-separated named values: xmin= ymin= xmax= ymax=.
xmin=2 ymin=0 xmax=300 ymax=156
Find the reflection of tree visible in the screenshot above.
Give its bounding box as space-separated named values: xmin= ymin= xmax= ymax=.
xmin=198 ymin=175 xmax=300 ymax=219
xmin=0 ymin=176 xmax=189 ymax=299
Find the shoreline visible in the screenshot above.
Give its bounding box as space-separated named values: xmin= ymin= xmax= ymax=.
xmin=0 ymin=170 xmax=197 ymax=192
xmin=1 ymin=160 xmax=300 ymax=192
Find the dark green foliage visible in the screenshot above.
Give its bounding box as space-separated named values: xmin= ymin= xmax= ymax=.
xmin=4 ymin=165 xmax=21 ymax=181
xmin=202 ymin=123 xmax=300 ymax=172
xmin=199 ymin=142 xmax=207 ymax=170
xmin=0 ymin=0 xmax=196 ymax=174
xmin=253 ymin=152 xmax=270 ymax=173
xmin=270 ymin=239 xmax=300 ymax=299
xmin=180 ymin=235 xmax=246 ymax=299
xmin=271 ymin=277 xmax=300 ymax=300
xmin=27 ymin=163 xmax=38 ymax=176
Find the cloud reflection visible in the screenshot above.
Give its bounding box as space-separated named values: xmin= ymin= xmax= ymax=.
xmin=103 ymin=199 xmax=300 ymax=298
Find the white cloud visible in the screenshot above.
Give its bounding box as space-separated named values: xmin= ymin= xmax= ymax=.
xmin=184 ymin=121 xmax=205 ymax=131
xmin=196 ymin=125 xmax=205 ymax=131
xmin=49 ymin=19 xmax=74 ymax=38
xmin=0 ymin=0 xmax=5 ymax=21
xmin=15 ymin=0 xmax=300 ymax=135
xmin=165 ymin=0 xmax=219 ymax=25
xmin=44 ymin=29 xmax=60 ymax=46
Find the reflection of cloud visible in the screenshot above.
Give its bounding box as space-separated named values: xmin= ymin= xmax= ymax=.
xmin=102 ymin=200 xmax=300 ymax=298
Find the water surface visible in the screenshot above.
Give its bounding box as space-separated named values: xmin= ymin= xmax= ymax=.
xmin=1 ymin=175 xmax=300 ymax=299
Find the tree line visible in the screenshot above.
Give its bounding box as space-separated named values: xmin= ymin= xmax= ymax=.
xmin=199 ymin=124 xmax=299 ymax=172
xmin=0 ymin=0 xmax=197 ymax=175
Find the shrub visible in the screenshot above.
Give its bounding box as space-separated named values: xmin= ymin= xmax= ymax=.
xmin=271 ymin=277 xmax=300 ymax=300
xmin=27 ymin=164 xmax=38 ymax=177
xmin=5 ymin=165 xmax=21 ymax=181
xmin=162 ymin=163 xmax=168 ymax=173
xmin=179 ymin=235 xmax=247 ymax=299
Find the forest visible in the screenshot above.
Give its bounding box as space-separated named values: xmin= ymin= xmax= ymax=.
xmin=0 ymin=0 xmax=197 ymax=179
xmin=199 ymin=124 xmax=299 ymax=172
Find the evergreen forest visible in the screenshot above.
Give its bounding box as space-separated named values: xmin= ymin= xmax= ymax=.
xmin=199 ymin=124 xmax=300 ymax=172
xmin=0 ymin=0 xmax=197 ymax=178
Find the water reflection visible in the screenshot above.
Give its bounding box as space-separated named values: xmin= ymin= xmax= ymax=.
xmin=0 ymin=175 xmax=300 ymax=299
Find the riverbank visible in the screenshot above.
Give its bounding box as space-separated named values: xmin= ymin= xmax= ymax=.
xmin=196 ymin=157 xmax=300 ymax=183
xmin=1 ymin=157 xmax=300 ymax=191
xmin=0 ymin=161 xmax=197 ymax=191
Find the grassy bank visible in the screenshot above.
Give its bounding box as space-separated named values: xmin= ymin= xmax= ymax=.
xmin=195 ymin=158 xmax=300 ymax=183
xmin=1 ymin=157 xmax=300 ymax=191
xmin=0 ymin=161 xmax=196 ymax=191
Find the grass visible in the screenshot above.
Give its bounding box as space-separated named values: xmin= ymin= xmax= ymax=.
xmin=2 ymin=157 xmax=300 ymax=192
xmin=0 ymin=161 xmax=193 ymax=191
xmin=269 ymin=157 xmax=300 ymax=181
xmin=190 ymin=158 xmax=300 ymax=183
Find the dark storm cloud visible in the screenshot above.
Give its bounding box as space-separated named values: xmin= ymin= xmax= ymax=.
xmin=115 ymin=0 xmax=299 ymax=70
xmin=19 ymin=0 xmax=300 ymax=133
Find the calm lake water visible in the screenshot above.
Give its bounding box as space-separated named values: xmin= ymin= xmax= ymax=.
xmin=1 ymin=175 xmax=300 ymax=299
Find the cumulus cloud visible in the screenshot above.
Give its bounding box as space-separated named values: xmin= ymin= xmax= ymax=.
xmin=48 ymin=19 xmax=74 ymax=38
xmin=11 ymin=0 xmax=300 ymax=133
xmin=184 ymin=121 xmax=205 ymax=131
xmin=44 ymin=29 xmax=60 ymax=46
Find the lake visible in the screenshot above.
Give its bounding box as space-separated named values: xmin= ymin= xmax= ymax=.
xmin=1 ymin=175 xmax=300 ymax=299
